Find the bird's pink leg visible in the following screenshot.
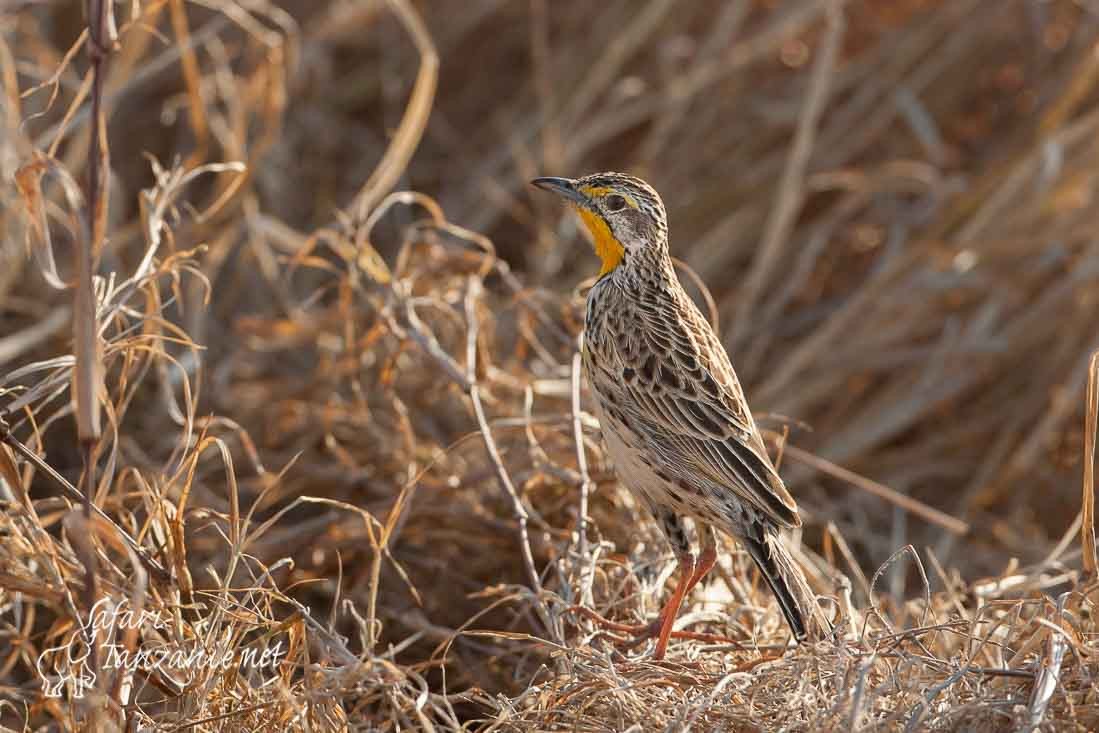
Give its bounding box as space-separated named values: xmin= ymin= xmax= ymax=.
xmin=652 ymin=530 xmax=717 ymax=658
xmin=652 ymin=555 xmax=696 ymax=660
xmin=682 ymin=542 xmax=717 ymax=598
xmin=570 ymin=531 xmax=731 ymax=658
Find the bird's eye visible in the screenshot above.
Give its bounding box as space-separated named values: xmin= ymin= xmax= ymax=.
xmin=605 ymin=194 xmax=627 ymax=212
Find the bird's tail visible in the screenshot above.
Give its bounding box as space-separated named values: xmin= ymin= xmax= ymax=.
xmin=744 ymin=529 xmax=831 ymax=642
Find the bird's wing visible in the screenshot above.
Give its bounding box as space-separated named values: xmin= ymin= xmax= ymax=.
xmin=607 ymin=294 xmax=800 ymax=528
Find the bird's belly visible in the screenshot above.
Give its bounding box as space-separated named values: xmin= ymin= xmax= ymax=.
xmin=592 ymin=398 xmax=696 ymax=518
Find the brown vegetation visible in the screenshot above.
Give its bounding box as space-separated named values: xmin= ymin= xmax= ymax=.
xmin=2 ymin=0 xmax=1099 ymax=729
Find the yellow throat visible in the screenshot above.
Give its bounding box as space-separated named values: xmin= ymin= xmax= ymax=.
xmin=576 ymin=207 xmax=625 ymax=277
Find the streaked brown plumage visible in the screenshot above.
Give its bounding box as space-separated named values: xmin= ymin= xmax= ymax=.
xmin=532 ymin=172 xmax=830 ymax=659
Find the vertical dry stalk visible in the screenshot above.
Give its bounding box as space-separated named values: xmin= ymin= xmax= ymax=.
xmin=75 ymin=0 xmax=109 ymax=453
xmin=73 ymin=12 xmax=105 ymax=452
xmin=74 ymin=0 xmax=113 ymax=694
xmin=1027 ymin=595 xmax=1070 ymax=732
xmin=75 ymin=1 xmax=113 ymax=446
xmin=569 ymin=352 xmax=590 ymax=534
xmin=1081 ymin=351 xmax=1098 ymax=578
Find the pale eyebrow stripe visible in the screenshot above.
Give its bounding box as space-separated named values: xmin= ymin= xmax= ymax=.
xmin=578 ymin=184 xmax=640 ymax=210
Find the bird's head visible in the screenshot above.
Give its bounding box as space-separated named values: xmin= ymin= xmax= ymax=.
xmin=531 ymin=172 xmax=669 ymax=278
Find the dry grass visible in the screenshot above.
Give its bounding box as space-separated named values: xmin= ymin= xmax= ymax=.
xmin=3 ymin=0 xmax=1099 ymax=730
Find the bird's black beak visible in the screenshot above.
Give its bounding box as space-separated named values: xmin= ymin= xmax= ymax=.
xmin=531 ymin=176 xmax=587 ymax=206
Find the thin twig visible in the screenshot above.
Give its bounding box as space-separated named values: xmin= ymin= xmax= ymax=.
xmin=0 ymin=417 xmax=169 ymax=582
xmin=778 ymin=441 xmax=970 ymax=535
xmin=464 ymin=277 xmax=549 ymax=633
xmin=351 ymin=0 xmax=437 ymax=224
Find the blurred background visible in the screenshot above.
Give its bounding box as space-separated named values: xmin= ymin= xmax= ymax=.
xmin=3 ymin=0 xmax=1099 ymax=724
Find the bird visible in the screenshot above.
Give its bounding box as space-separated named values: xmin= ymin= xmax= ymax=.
xmin=531 ymin=172 xmax=830 ymax=659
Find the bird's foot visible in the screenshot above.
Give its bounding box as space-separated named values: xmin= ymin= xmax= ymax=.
xmin=566 ymin=604 xmax=660 ymax=637
xmin=566 ymin=605 xmax=743 ymax=655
